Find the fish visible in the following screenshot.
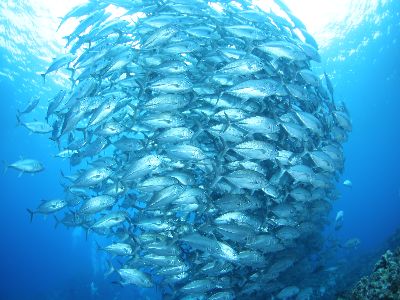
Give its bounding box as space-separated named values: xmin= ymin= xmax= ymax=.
xmin=343 ymin=179 xmax=353 ymax=187
xmin=17 ymin=96 xmax=40 ymax=117
xmin=27 ymin=199 xmax=67 ymax=222
xmin=342 ymin=238 xmax=361 ymax=249
xmin=54 ymin=149 xmax=77 ymax=159
xmin=56 ymin=1 xmax=107 ymax=31
xmin=116 ymin=268 xmax=153 ymax=287
xmin=19 ymin=121 xmax=53 ymax=134
xmin=72 ymin=167 xmax=112 ymax=187
xmin=87 ymin=211 xmax=129 ymax=238
xmin=227 ymin=79 xmax=286 ymax=100
xmin=224 ymin=169 xmax=269 ymax=190
xmin=24 ymin=1 xmax=353 ymax=299
xmin=4 ymin=159 xmax=44 ymax=176
xmin=148 ymin=76 xmax=193 ymax=94
xmin=258 ymin=41 xmax=307 ymax=61
xmin=217 ymin=57 xmax=264 ymax=75
xmin=276 ymin=286 xmax=300 ymax=299
xmin=165 ymin=144 xmax=207 ymax=161
xmin=180 ymin=279 xmax=216 ymax=294
xmin=78 ymin=195 xmax=116 ymax=214
xmin=40 ymin=54 xmax=75 ymax=82
xmin=324 ymin=72 xmax=334 ymax=100
xmin=142 ymin=25 xmax=179 ymax=50
xmin=46 ymin=90 xmax=66 ymax=121
xmin=97 ymin=242 xmax=134 ymax=256
xmin=335 ymin=210 xmax=344 ymax=230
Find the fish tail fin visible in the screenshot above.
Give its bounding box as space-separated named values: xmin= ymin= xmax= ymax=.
xmin=218 ymin=136 xmax=229 ymax=157
xmin=111 ymin=281 xmax=123 ymax=287
xmin=56 ymin=17 xmax=64 ymax=32
xmin=154 ymin=282 xmax=162 ymax=295
xmin=135 ymin=79 xmax=144 ymax=99
xmin=104 ymin=260 xmax=115 ymax=278
xmin=40 ymin=73 xmax=46 ymax=84
xmin=66 ymin=67 xmax=75 ymax=78
xmin=221 ymin=111 xmax=231 ymax=133
xmin=85 ymin=227 xmax=91 ymax=240
xmin=114 ymin=28 xmax=123 ymax=39
xmin=116 ymin=259 xmax=124 ymax=268
xmin=2 ymin=160 xmax=8 ymax=175
xmin=26 ymin=209 xmax=34 ymax=223
xmin=95 ymin=240 xmax=102 ymax=252
xmin=54 ymin=215 xmax=60 ymax=229
xmin=191 ymin=119 xmax=205 ymax=143
xmin=15 ymin=113 xmax=21 ymax=126
xmin=63 ymin=35 xmax=71 ymax=45
xmin=210 ymin=159 xmax=222 ymax=189
xmin=86 ymin=130 xmax=94 ymax=143
xmin=60 ymin=169 xmax=67 ymax=179
xmin=69 ymin=76 xmax=76 ymax=89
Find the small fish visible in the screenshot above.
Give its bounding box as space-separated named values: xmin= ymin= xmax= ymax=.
xmin=142 ymin=25 xmax=179 ymax=49
xmin=72 ymin=167 xmax=112 ymax=187
xmin=17 ymin=96 xmax=40 ymax=117
xmin=276 ymin=286 xmax=300 ymax=300
xmin=46 ymin=90 xmax=66 ymax=121
xmin=324 ymin=72 xmax=334 ymax=100
xmin=343 ymin=179 xmax=353 ymax=187
xmin=54 ymin=149 xmax=77 ymax=159
xmin=97 ymin=242 xmax=134 ymax=256
xmin=90 ymin=281 xmax=98 ymax=296
xmin=87 ymin=211 xmax=129 ymax=239
xmin=40 ymin=54 xmax=75 ymax=82
xmin=117 ymin=268 xmax=153 ymax=287
xmin=217 ymin=58 xmax=264 ymax=75
xmin=148 ymin=76 xmax=193 ymax=94
xmin=335 ymin=210 xmax=344 ymax=230
xmin=227 ymin=79 xmax=285 ymax=100
xmin=4 ymin=159 xmax=44 ymax=176
xmin=342 ymin=238 xmax=361 ymax=249
xmin=19 ymin=121 xmax=53 ymax=134
xmin=79 ymin=195 xmax=116 ymax=214
xmin=27 ymin=199 xmax=67 ymax=222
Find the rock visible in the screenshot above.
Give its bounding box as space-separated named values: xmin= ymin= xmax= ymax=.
xmin=351 ymin=247 xmax=400 ymax=299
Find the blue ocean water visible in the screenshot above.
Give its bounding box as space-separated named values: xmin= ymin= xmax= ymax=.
xmin=0 ymin=1 xmax=399 ymax=299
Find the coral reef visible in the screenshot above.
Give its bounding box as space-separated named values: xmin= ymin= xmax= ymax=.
xmin=350 ymin=247 xmax=400 ymax=299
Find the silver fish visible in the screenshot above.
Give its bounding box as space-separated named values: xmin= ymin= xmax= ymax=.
xmin=6 ymin=159 xmax=44 ymax=175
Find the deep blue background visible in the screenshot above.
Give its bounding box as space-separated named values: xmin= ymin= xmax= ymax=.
xmin=0 ymin=1 xmax=399 ymax=299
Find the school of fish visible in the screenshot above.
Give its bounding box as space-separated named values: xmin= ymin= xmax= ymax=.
xmin=19 ymin=0 xmax=352 ymax=299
